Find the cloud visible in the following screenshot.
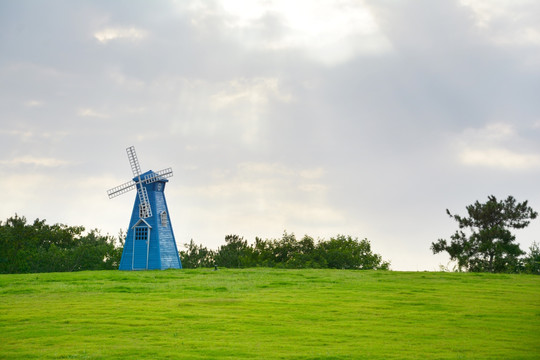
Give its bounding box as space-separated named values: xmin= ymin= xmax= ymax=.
xmin=0 ymin=172 xmax=122 ymax=233
xmin=211 ymin=78 xmax=293 ymax=108
xmin=460 ymin=0 xmax=540 ymax=46
xmin=78 ymin=108 xmax=110 ymax=118
xmin=160 ymin=76 xmax=292 ymax=145
xmin=0 ymin=156 xmax=71 ymax=167
xmin=94 ymin=27 xmax=148 ymax=44
xmin=459 ymin=147 xmax=540 ymax=169
xmin=183 ymin=161 xmax=335 ymax=221
xmin=0 ymin=129 xmax=34 ymax=142
xmin=466 ymin=122 xmax=514 ymax=141
xmin=188 ymin=0 xmax=392 ymax=65
xmin=109 ymin=71 xmax=145 ymax=90
xmin=0 ymin=129 xmax=68 ymax=143
xmin=455 ymin=123 xmax=540 ymax=170
xmin=167 ymin=160 xmax=346 ymax=245
xmin=23 ymin=100 xmax=45 ymax=107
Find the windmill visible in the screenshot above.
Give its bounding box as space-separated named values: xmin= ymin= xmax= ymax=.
xmin=107 ymin=146 xmax=182 ymax=270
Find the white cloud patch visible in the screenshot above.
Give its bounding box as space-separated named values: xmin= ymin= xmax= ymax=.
xmin=109 ymin=71 xmax=145 ymax=90
xmin=0 ymin=173 xmax=118 ymax=233
xmin=188 ymin=162 xmax=329 ymax=214
xmin=171 ymin=161 xmax=343 ymax=244
xmin=23 ymin=100 xmax=45 ymax=108
xmin=0 ymin=129 xmax=68 ymax=143
xmin=0 ymin=174 xmax=56 ymax=215
xmin=460 ymin=147 xmax=540 ymax=169
xmin=0 ymin=156 xmax=71 ymax=167
xmin=460 ymin=0 xmax=540 ymax=47
xmin=166 ymin=77 xmax=292 ymax=144
xmin=94 ymin=27 xmax=148 ymax=44
xmin=78 ymin=108 xmax=110 ymax=118
xmin=456 ymin=123 xmax=540 ymax=170
xmin=124 ymin=106 xmax=147 ymax=114
xmin=0 ymin=129 xmax=34 ymax=142
xmin=189 ymin=0 xmax=392 ymax=65
xmin=211 ymin=78 xmax=293 ymax=108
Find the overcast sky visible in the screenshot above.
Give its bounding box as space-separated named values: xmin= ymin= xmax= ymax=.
xmin=1 ymin=0 xmax=539 ymax=270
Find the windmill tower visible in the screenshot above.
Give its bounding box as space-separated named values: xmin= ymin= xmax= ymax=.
xmin=107 ymin=146 xmax=182 ymax=270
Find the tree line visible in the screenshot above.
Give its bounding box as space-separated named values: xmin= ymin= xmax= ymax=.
xmin=0 ymin=215 xmax=122 ymax=274
xmin=1 ymin=194 xmax=538 ymax=274
xmin=180 ymin=233 xmax=390 ymax=270
xmin=0 ymin=214 xmax=389 ymax=274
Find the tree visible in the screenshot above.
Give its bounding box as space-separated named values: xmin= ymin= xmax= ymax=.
xmin=201 ymin=232 xmax=390 ymax=270
xmin=522 ymin=242 xmax=540 ymax=275
xmin=180 ymin=239 xmax=215 ymax=268
xmin=317 ymin=235 xmax=390 ymax=270
xmin=251 ymin=236 xmax=277 ymax=267
xmin=288 ymin=235 xmax=324 ymax=268
xmin=214 ymin=234 xmax=254 ymax=268
xmin=0 ymin=215 xmax=122 ymax=274
xmin=431 ymin=195 xmax=538 ymax=273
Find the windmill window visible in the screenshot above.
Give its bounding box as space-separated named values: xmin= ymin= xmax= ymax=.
xmin=160 ymin=211 xmax=168 ymax=227
xmin=135 ymin=227 xmax=148 ymax=241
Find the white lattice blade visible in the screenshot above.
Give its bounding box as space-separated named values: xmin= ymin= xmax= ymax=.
xmin=107 ymin=180 xmax=137 ymax=199
xmin=126 ymin=146 xmax=142 ymax=177
xmin=139 ymin=202 xmax=152 ymax=218
xmin=142 ymin=167 xmax=173 ymax=184
xmin=137 ymin=185 xmax=152 ymax=218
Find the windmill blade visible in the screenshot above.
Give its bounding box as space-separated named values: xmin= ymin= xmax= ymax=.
xmin=137 ymin=185 xmax=153 ymax=218
xmin=107 ymin=180 xmax=136 ymax=199
xmin=142 ymin=167 xmax=173 ymax=184
xmin=126 ymin=146 xmax=142 ymax=177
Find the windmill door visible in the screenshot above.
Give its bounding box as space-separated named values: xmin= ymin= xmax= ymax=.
xmin=133 ymin=225 xmax=150 ymax=270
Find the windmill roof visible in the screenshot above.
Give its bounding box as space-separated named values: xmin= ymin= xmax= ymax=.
xmin=132 ymin=218 xmax=152 ymax=229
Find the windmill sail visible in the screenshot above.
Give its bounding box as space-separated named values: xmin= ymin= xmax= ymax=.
xmin=124 ymin=146 xmax=152 ymax=218
xmin=107 ymin=180 xmax=136 ymax=199
xmin=137 ymin=185 xmax=152 ymax=218
xmin=142 ymin=168 xmax=173 ymax=184
xmin=127 ymin=146 xmax=142 ymax=177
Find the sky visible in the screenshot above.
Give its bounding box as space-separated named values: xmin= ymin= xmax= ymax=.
xmin=1 ymin=0 xmax=539 ymax=271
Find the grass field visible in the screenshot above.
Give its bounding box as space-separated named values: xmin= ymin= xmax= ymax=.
xmin=0 ymin=269 xmax=539 ymax=359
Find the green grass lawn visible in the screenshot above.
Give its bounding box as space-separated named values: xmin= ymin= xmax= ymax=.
xmin=0 ymin=269 xmax=539 ymax=359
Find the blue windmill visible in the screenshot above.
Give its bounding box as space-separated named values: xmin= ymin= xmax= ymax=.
xmin=107 ymin=146 xmax=182 ymax=270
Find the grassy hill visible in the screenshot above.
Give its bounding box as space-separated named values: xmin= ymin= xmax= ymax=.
xmin=0 ymin=269 xmax=539 ymax=359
